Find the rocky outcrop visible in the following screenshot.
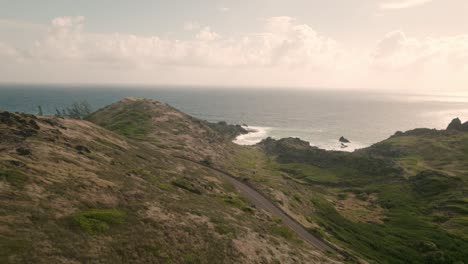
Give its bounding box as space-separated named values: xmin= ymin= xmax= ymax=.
xmin=447 ymin=118 xmax=463 ymax=131
xmin=462 ymin=121 xmax=468 ymax=131
xmin=16 ymin=147 xmax=32 ymax=156
xmin=446 ymin=118 xmax=468 ymax=132
xmin=258 ymin=137 xmax=312 ymax=155
xmin=205 ymin=121 xmax=248 ymax=140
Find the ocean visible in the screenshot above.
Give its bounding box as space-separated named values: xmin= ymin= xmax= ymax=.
xmin=1 ymin=84 xmax=467 ymax=151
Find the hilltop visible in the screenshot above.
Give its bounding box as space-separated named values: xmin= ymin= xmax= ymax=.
xmin=86 ymin=98 xmax=247 ymax=162
xmin=1 ymin=98 xmax=467 ymax=264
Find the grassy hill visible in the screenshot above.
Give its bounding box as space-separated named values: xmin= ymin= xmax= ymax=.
xmin=0 ymin=100 xmax=337 ymax=264
xmin=1 ymin=98 xmax=467 ymax=263
xmin=220 ymin=127 xmax=468 ymax=263
xmin=86 ymin=98 xmax=246 ymax=163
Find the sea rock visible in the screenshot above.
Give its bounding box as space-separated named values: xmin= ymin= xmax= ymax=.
xmin=446 ymin=118 xmax=462 ymax=131
xmin=339 ymin=136 xmax=351 ymax=143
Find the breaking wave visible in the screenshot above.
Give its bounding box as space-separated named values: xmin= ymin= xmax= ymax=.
xmin=233 ymin=126 xmax=271 ymax=145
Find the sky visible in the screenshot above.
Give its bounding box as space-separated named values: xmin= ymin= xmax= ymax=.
xmin=0 ymin=0 xmax=467 ymax=92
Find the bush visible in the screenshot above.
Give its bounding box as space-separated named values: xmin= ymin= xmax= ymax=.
xmin=200 ymin=157 xmax=213 ymax=167
xmin=0 ymin=170 xmax=28 ymax=188
xmin=171 ymin=178 xmax=202 ymax=194
xmin=56 ymin=100 xmax=93 ymax=120
xmin=338 ymin=193 xmax=348 ymax=200
xmin=73 ymin=209 xmax=126 ymax=234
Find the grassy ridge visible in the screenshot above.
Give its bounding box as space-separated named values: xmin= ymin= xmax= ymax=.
xmin=87 ymin=100 xmax=153 ymax=139
xmin=241 ymin=132 xmax=468 ymax=263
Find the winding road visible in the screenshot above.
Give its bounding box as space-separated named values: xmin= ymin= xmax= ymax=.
xmin=177 ymin=157 xmax=343 ymax=257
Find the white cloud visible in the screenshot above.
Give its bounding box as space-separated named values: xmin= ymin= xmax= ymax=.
xmin=196 ymin=27 xmax=220 ymax=41
xmin=16 ymin=16 xmax=342 ymax=70
xmin=0 ymin=42 xmax=19 ymax=60
xmin=368 ymin=30 xmax=468 ymax=91
xmin=183 ymin=21 xmax=200 ymax=31
xmin=380 ymin=0 xmax=433 ymax=10
xmin=219 ymin=7 xmax=230 ymax=13
xmin=372 ymin=30 xmax=468 ymax=71
xmin=1 ymin=15 xmax=467 ymax=91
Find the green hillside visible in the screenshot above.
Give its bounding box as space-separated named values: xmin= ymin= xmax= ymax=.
xmin=0 ymin=100 xmax=337 ymax=264
xmin=220 ymin=125 xmax=468 ymax=263
xmin=1 ymin=98 xmax=467 ymax=263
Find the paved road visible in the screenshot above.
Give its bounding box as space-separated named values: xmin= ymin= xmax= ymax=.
xmin=211 ymin=167 xmax=338 ymax=254
xmin=177 ymin=157 xmax=341 ymax=256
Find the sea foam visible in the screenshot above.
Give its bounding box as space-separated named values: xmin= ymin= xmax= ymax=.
xmin=233 ymin=126 xmax=271 ymax=145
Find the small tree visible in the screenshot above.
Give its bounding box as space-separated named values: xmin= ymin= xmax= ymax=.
xmin=201 ymin=156 xmax=213 ymax=166
xmin=55 ymin=108 xmax=63 ymax=117
xmin=57 ymin=100 xmax=93 ymax=120
xmin=37 ymin=105 xmax=43 ymax=116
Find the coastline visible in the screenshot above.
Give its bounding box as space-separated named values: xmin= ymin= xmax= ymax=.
xmin=233 ymin=125 xmax=367 ymax=152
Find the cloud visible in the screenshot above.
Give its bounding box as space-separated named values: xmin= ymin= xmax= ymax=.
xmin=183 ymin=21 xmax=200 ymax=31
xmin=368 ymin=30 xmax=468 ymax=91
xmin=219 ymin=7 xmax=230 ymax=13
xmin=1 ymin=15 xmax=467 ymax=91
xmin=0 ymin=42 xmax=20 ymax=60
xmin=380 ymin=0 xmax=433 ymax=10
xmin=16 ymin=16 xmax=342 ymax=70
xmin=372 ymin=30 xmax=468 ymax=71
xmin=196 ymin=27 xmax=220 ymax=41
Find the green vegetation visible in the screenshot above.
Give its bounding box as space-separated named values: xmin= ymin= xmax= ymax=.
xmin=37 ymin=105 xmax=43 ymax=116
xmin=3 ymin=98 xmax=468 ymax=263
xmin=222 ymin=195 xmax=254 ymax=213
xmin=310 ymin=196 xmax=467 ymax=263
xmin=252 ymin=132 xmax=468 ymax=263
xmin=106 ymin=110 xmax=152 ymax=138
xmin=205 ymin=121 xmax=247 ymax=140
xmin=410 ymin=170 xmax=462 ymax=197
xmin=274 ymin=163 xmax=339 ymax=184
xmin=86 ymin=100 xmax=153 ymax=138
xmin=211 ymin=217 xmax=236 ymax=238
xmin=172 ymin=177 xmax=202 ymax=194
xmin=0 ymin=99 xmax=331 ymax=263
xmin=270 ymin=225 xmax=295 ymax=241
xmin=0 ymin=169 xmax=28 ymax=188
xmin=73 ymin=209 xmax=126 ymax=235
xmin=56 ymin=100 xmax=93 ymax=119
xmin=0 ymin=238 xmax=30 ymax=262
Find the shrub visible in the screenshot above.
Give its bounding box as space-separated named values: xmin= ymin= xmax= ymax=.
xmin=338 ymin=193 xmax=348 ymax=200
xmin=222 ymin=196 xmax=253 ymax=213
xmin=270 ymin=225 xmax=295 ymax=241
xmin=56 ymin=100 xmax=93 ymax=120
xmin=0 ymin=169 xmax=28 ymax=188
xmin=171 ymin=178 xmax=202 ymax=194
xmin=73 ymin=209 xmax=126 ymax=234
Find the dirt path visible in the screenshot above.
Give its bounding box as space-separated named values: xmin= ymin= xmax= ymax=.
xmin=176 ymin=157 xmax=342 ymax=256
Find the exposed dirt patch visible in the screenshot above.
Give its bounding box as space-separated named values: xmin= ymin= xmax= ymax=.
xmin=335 ymin=193 xmax=385 ymax=224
